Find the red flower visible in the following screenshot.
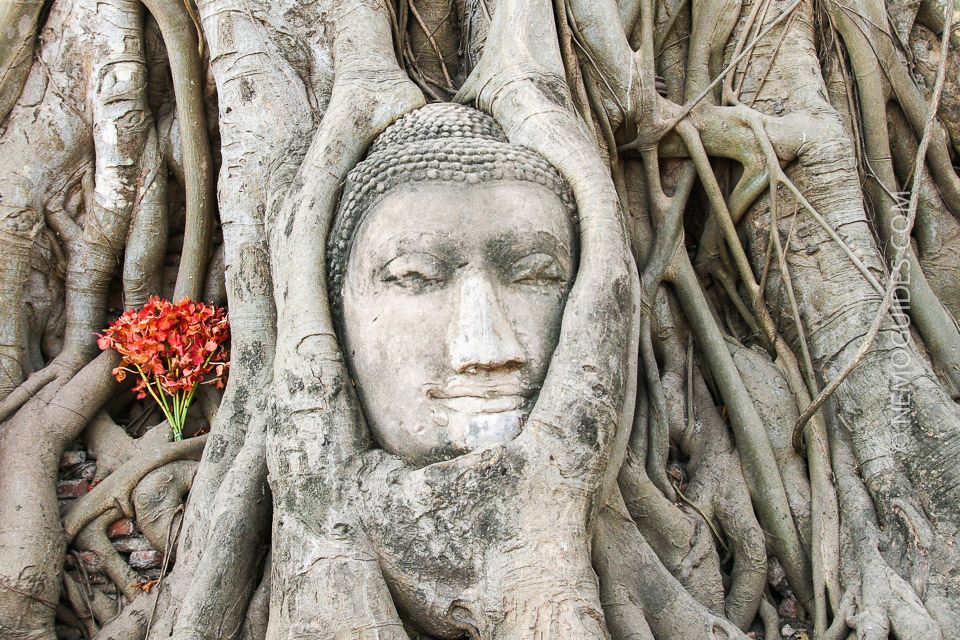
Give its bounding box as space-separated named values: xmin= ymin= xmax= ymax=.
xmin=97 ymin=297 xmax=230 ymax=440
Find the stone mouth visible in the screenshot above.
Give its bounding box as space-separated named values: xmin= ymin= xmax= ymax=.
xmin=434 ymin=393 xmax=527 ymax=414
xmin=427 ymin=380 xmax=537 ymax=415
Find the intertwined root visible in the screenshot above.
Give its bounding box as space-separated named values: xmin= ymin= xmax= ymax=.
xmin=2 ymin=0 xmax=960 ymax=638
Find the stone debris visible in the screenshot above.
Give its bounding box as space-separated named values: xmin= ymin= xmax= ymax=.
xmin=112 ymin=535 xmax=154 ymax=554
xmin=56 ymin=478 xmax=88 ymax=499
xmin=56 ymin=624 xmax=84 ymax=639
xmin=59 ymin=450 xmax=87 ymax=469
xmin=107 ymin=518 xmax=137 ymax=537
xmin=76 ymin=462 xmax=97 ymax=482
xmin=778 ymin=596 xmax=798 ymax=618
xmin=64 ymin=551 xmax=102 ymax=572
xmin=129 ymin=550 xmax=164 ymax=570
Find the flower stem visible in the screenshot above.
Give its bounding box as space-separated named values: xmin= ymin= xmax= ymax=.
xmin=135 ymin=365 xmax=177 ymax=433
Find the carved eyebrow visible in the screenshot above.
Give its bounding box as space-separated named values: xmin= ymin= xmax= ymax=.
xmin=484 ymin=230 xmax=574 ymax=272
xmin=365 ymin=232 xmax=460 ymax=268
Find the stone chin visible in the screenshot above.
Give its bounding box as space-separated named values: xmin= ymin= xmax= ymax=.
xmin=458 ymin=409 xmax=526 ymax=450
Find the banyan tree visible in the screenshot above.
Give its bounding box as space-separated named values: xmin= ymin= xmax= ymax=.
xmin=0 ymin=0 xmax=959 ymax=638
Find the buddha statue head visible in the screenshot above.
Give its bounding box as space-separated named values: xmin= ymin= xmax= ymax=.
xmin=328 ymin=103 xmax=578 ymax=467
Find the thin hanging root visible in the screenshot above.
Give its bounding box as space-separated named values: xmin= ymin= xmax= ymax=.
xmin=669 ymin=250 xmax=814 ymax=612
xmin=139 ymin=0 xmax=214 ymax=301
xmin=744 ymin=9 xmax=796 ymax=108
xmin=791 ymin=4 xmax=952 ymax=440
xmin=674 ymin=120 xmax=818 ymax=613
xmin=744 ymin=115 xmax=843 ymax=621
xmin=721 ymin=0 xmax=766 ymax=101
xmin=653 ymin=0 xmax=688 ymax=58
xmin=61 ymin=572 xmax=98 ymax=638
xmin=407 ymin=0 xmax=455 ymax=91
xmin=778 ymin=175 xmax=884 ymax=296
xmin=640 ymin=165 xmax=697 ymax=501
xmin=640 ymin=309 xmax=676 ymax=501
xmin=74 ymin=509 xmax=140 ymax=602
xmin=712 ymin=268 xmax=760 ymax=335
xmin=622 ymin=0 xmax=803 ymax=149
xmin=692 ymin=107 xmax=885 ymax=299
xmin=680 ymin=121 xmax=843 ymax=633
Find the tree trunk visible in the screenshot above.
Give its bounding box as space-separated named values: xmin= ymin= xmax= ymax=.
xmin=1 ymin=0 xmax=959 ymax=638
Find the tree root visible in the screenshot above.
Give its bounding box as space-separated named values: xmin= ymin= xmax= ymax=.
xmin=63 ymin=435 xmax=207 ymax=542
xmin=84 ymin=414 xmax=173 ymax=484
xmin=132 ymin=460 xmax=197 ymax=557
xmin=0 ymin=367 xmax=59 ymax=423
xmin=138 ymin=0 xmax=214 ymax=301
xmin=75 ymin=510 xmax=140 ymax=603
xmin=0 ymin=0 xmax=45 ymax=125
xmin=594 ymin=493 xmax=750 ymax=640
xmin=829 ymin=417 xmax=957 ymax=639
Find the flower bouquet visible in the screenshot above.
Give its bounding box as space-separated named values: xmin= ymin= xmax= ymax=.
xmin=97 ymin=297 xmax=230 ymax=441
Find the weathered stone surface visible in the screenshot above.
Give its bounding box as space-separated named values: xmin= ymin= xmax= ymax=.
xmin=107 ymin=518 xmax=136 ymax=538
xmin=58 ymin=451 xmax=86 ymax=469
xmin=129 ymin=550 xmax=164 ymax=570
xmin=56 ymin=479 xmax=88 ymax=499
xmin=112 ymin=535 xmax=153 ymax=554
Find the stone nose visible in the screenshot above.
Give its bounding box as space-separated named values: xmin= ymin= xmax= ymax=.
xmin=447 ymin=272 xmax=526 ymax=375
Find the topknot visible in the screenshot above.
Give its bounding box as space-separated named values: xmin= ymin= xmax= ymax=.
xmin=367 ymin=102 xmax=507 ymax=153
xmin=327 ymin=103 xmax=577 ymax=309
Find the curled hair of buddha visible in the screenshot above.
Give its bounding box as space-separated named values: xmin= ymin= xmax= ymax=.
xmin=326 ymin=102 xmax=578 ymax=310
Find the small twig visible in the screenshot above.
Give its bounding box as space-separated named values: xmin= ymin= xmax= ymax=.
xmin=113 ymin=496 xmax=131 ymax=520
xmin=69 ymin=552 xmax=96 ymax=623
xmin=144 ymin=504 xmax=184 ymax=640
xmin=0 ymin=579 xmax=58 ymax=611
xmin=407 ymin=0 xmax=455 ymax=91
xmin=182 ymin=0 xmax=206 ymax=60
xmin=673 ymin=481 xmax=728 ymax=553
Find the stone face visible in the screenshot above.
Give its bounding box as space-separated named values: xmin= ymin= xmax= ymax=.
xmin=339 ymin=181 xmax=575 ymax=467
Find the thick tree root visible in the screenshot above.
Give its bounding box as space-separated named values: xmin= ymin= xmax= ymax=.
xmin=594 ymin=494 xmax=750 ymax=640
xmin=63 ymin=436 xmax=207 ymax=542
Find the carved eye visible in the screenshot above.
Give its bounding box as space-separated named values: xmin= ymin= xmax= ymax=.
xmin=382 ymin=253 xmax=450 ymax=290
xmin=509 ymin=253 xmax=565 ymax=285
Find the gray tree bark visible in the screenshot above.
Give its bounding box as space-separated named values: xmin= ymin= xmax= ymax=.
xmin=1 ymin=0 xmax=959 ymax=638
